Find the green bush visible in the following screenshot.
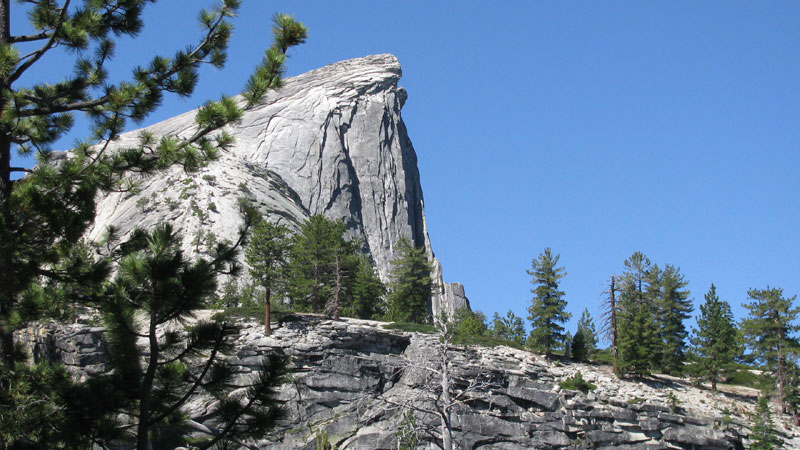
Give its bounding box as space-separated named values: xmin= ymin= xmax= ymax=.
xmin=558 ymin=371 xmax=596 ymax=393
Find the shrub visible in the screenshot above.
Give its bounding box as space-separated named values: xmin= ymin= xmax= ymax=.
xmin=558 ymin=371 xmax=596 ymax=393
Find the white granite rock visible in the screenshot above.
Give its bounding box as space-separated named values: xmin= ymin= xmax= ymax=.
xmin=85 ymin=54 xmax=464 ymax=316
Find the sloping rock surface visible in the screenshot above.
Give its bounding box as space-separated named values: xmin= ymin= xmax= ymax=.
xmin=85 ymin=54 xmax=458 ymax=316
xmin=18 ymin=317 xmax=800 ymax=449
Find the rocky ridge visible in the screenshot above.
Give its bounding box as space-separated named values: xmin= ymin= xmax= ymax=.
xmin=17 ymin=316 xmax=800 ymax=449
xmin=84 ymin=54 xmax=462 ymax=317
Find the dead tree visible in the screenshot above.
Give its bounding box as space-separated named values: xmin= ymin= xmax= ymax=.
xmin=365 ymin=315 xmax=498 ymax=450
xmin=600 ymin=275 xmax=619 ymax=375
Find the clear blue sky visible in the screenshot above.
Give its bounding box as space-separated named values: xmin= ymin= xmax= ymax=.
xmin=13 ymin=1 xmax=800 ymax=338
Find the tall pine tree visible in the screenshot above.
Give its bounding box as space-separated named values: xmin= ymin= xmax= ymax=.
xmin=287 ymin=215 xmax=349 ymax=313
xmin=526 ymin=248 xmax=570 ymax=357
xmin=657 ymin=264 xmax=692 ymax=375
xmin=386 ymin=238 xmax=432 ymax=324
xmin=616 ymin=252 xmax=658 ymax=377
xmin=690 ymin=284 xmax=738 ymax=391
xmin=245 ymin=219 xmax=291 ymax=335
xmin=740 ymin=287 xmax=800 ymax=413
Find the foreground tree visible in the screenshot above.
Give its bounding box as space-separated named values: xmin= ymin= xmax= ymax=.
xmin=386 ymin=238 xmax=433 ymax=324
xmin=740 ymin=287 xmax=800 ymax=413
xmin=690 ymin=284 xmax=739 ymax=391
xmin=245 ymin=219 xmax=291 ymax=335
xmin=526 ymin=248 xmax=570 ymax=357
xmin=0 ymin=1 xmax=306 ymax=445
xmin=102 ymin=224 xmax=288 ymax=449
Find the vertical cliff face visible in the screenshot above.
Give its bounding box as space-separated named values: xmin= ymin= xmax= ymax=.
xmin=86 ymin=54 xmax=461 ymax=316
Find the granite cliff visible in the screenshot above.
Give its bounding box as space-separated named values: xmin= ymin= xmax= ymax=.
xmin=17 ymin=316 xmax=800 ymax=449
xmin=85 ymin=54 xmax=467 ymax=317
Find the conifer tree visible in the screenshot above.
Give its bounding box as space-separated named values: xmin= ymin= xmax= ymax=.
xmin=572 ymin=308 xmax=598 ymax=362
xmin=386 ymin=238 xmax=432 ymax=324
xmin=690 ymin=284 xmax=738 ymax=391
xmin=245 ymin=219 xmax=291 ymax=335
xmin=287 ymin=215 xmax=347 ymax=313
xmin=344 ymin=256 xmax=386 ymax=319
xmin=526 ymin=248 xmax=570 ymax=357
xmin=616 ymin=252 xmax=658 ymax=377
xmin=740 ymin=287 xmax=800 ymax=413
xmin=750 ymin=396 xmax=780 ymax=450
xmin=100 ymin=224 xmax=289 ymax=450
xmin=490 ymin=310 xmax=526 ymax=346
xmin=657 ymin=264 xmax=692 ymax=375
xmin=0 ymin=2 xmax=306 ymax=445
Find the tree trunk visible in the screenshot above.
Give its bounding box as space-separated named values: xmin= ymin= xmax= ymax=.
xmin=440 ymin=338 xmax=453 ymax=450
xmin=0 ymin=0 xmax=13 ymax=366
xmin=137 ymin=301 xmax=160 ymax=450
xmin=264 ymin=286 xmax=271 ymax=336
xmin=610 ymin=276 xmax=618 ymax=376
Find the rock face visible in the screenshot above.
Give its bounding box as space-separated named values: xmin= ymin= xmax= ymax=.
xmin=18 ymin=317 xmax=800 ymax=449
xmin=85 ymin=54 xmax=459 ymax=316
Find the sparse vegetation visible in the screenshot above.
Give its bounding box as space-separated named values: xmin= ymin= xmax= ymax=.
xmin=558 ymin=371 xmax=596 ymax=393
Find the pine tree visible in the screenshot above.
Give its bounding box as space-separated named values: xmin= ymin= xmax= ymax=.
xmin=245 ymin=219 xmax=291 ymax=335
xmin=490 ymin=310 xmax=526 ymax=346
xmin=526 ymin=248 xmax=570 ymax=357
xmin=0 ymin=2 xmax=306 ymax=445
xmin=616 ymin=252 xmax=658 ymax=377
xmin=572 ymin=308 xmax=598 ymax=362
xmin=287 ymin=215 xmax=346 ymax=313
xmin=344 ymin=256 xmax=386 ymax=319
xmin=690 ymin=284 xmax=739 ymax=391
xmin=750 ymin=396 xmax=780 ymax=450
xmin=101 ymin=224 xmax=289 ymax=450
xmin=386 ymin=238 xmax=432 ymax=324
xmin=740 ymin=287 xmax=800 ymax=413
xmin=657 ymin=264 xmax=692 ymax=375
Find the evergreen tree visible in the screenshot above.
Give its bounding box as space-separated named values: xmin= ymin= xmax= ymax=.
xmin=287 ymin=215 xmax=347 ymax=313
xmin=740 ymin=287 xmax=800 ymax=413
xmin=343 ymin=256 xmax=386 ymax=319
xmin=490 ymin=310 xmax=526 ymax=346
xmin=690 ymin=284 xmax=739 ymax=391
xmin=452 ymin=307 xmax=488 ymax=337
xmin=572 ymin=308 xmax=598 ymax=362
xmin=101 ymin=224 xmax=289 ymax=450
xmin=657 ymin=264 xmax=692 ymax=375
xmin=245 ymin=219 xmax=291 ymax=335
xmin=750 ymin=396 xmax=780 ymax=450
xmin=0 ymin=2 xmax=306 ymax=445
xmin=526 ymin=248 xmax=570 ymax=357
xmin=616 ymin=252 xmax=658 ymax=377
xmin=386 ymin=238 xmax=432 ymax=324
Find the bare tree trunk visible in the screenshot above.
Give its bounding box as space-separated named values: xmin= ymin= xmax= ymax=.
xmin=610 ymin=276 xmax=618 ymax=376
xmin=264 ymin=286 xmax=271 ymax=336
xmin=440 ymin=325 xmax=453 ymax=450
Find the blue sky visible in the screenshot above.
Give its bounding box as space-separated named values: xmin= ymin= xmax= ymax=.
xmin=13 ymin=1 xmax=800 ymax=338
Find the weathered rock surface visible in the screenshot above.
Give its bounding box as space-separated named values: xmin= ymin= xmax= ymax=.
xmin=84 ymin=54 xmax=460 ymax=316
xmin=18 ymin=317 xmax=800 ymax=449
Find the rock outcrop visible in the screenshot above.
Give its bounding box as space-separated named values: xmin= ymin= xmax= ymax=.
xmin=84 ymin=54 xmax=460 ymax=316
xmin=17 ymin=317 xmax=800 ymax=449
